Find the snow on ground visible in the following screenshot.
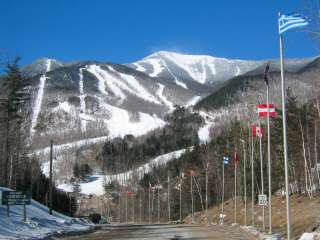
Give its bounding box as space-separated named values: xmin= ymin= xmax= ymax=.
xmin=156 ymin=83 xmax=174 ymax=110
xmin=133 ymin=63 xmax=146 ymax=72
xmin=101 ymin=102 xmax=165 ymax=138
xmin=147 ymin=58 xmax=165 ymax=77
xmin=235 ymin=65 xmax=241 ymax=76
xmin=198 ymin=124 xmax=211 ymax=143
xmin=79 ymin=68 xmax=87 ymax=132
xmin=52 ymin=101 xmax=73 ymax=113
xmin=34 ymin=135 xmax=109 ymax=156
xmin=117 ymin=70 xmax=161 ymax=105
xmin=299 ymin=232 xmax=320 ymax=240
xmin=154 ymin=51 xmax=214 ymax=84
xmin=0 ymin=187 xmax=92 ymax=240
xmin=185 ymin=96 xmax=201 ymax=108
xmin=175 ymin=79 xmax=188 ymax=89
xmin=87 ymin=65 xmax=126 ymax=100
xmin=87 ymin=64 xmax=162 ymax=105
xmin=30 ymin=60 xmax=51 ymax=140
xmin=57 ymin=148 xmax=188 ymax=195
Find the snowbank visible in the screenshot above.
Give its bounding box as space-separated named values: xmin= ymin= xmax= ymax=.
xmin=299 ymin=232 xmax=320 ymax=240
xmin=0 ymin=187 xmax=92 ymax=240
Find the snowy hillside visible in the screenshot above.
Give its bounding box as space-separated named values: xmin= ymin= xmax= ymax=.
xmin=57 ymin=148 xmax=188 ymax=195
xmin=0 ymin=187 xmax=92 ymax=240
xmin=28 ymin=59 xmax=201 ymax=150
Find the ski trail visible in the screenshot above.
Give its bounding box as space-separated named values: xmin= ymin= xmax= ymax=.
xmin=79 ymin=68 xmax=87 ymax=132
xmin=162 ymin=59 xmax=188 ymax=89
xmin=156 ymin=83 xmax=174 ymax=110
xmin=30 ymin=59 xmax=51 ymax=140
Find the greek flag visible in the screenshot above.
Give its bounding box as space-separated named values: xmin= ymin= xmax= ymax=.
xmin=279 ymin=13 xmax=309 ymax=35
xmin=223 ymin=156 xmax=229 ymax=165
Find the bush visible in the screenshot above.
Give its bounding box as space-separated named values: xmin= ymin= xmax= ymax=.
xmin=88 ymin=213 xmax=101 ymax=224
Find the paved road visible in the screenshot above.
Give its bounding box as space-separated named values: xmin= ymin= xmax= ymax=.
xmin=58 ymin=224 xmax=256 ymax=240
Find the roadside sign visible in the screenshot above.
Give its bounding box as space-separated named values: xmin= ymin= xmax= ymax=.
xmin=258 ymin=194 xmax=268 ymax=206
xmin=2 ymin=191 xmax=31 ymax=205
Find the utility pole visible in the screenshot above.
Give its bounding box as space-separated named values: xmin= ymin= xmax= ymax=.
xmin=49 ymin=140 xmax=53 ymax=215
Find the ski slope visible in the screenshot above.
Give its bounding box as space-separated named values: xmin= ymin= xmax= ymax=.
xmin=0 ymin=187 xmax=92 ymax=240
xmin=57 ymin=148 xmax=188 ymax=195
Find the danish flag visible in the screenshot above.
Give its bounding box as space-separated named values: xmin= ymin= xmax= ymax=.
xmin=258 ymin=104 xmax=276 ymax=117
xmin=252 ymin=125 xmax=264 ymax=138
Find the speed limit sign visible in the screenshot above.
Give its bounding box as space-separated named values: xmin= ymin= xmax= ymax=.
xmin=258 ymin=194 xmax=268 ymax=206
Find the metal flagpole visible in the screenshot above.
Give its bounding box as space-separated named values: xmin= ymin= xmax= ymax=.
xmin=149 ymin=183 xmax=151 ymax=224
xmin=234 ymin=154 xmax=237 ymax=224
xmin=266 ymin=74 xmax=272 ymax=234
xmin=126 ymin=189 xmax=128 ymax=224
xmin=168 ymin=175 xmax=171 ymax=223
xmin=251 ymin=126 xmax=255 ymax=227
xmin=179 ymin=171 xmax=182 ymax=223
xmin=205 ymin=163 xmax=208 ymax=222
xmin=191 ymin=174 xmax=194 ymax=223
xmin=259 ymin=120 xmax=265 ymax=231
xmin=158 ymin=186 xmax=160 ymax=224
xmin=132 ymin=192 xmax=135 ymax=223
xmin=242 ymin=140 xmax=247 ymax=226
xmin=279 ymin=18 xmax=291 ymax=239
xmin=140 ymin=190 xmax=142 ymax=224
xmin=221 ymin=158 xmax=225 ymax=224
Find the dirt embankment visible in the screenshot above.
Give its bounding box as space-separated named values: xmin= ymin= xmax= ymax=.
xmin=185 ymin=194 xmax=320 ymax=239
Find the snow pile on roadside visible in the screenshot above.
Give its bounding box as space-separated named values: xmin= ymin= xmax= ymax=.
xmin=57 ymin=148 xmax=189 ymax=195
xmin=0 ymin=187 xmax=92 ymax=240
xmin=299 ymin=232 xmax=320 ymax=240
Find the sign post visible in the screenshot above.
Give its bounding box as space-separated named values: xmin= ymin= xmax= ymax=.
xmin=2 ymin=191 xmax=31 ymax=221
xmin=258 ymin=194 xmax=268 ymax=206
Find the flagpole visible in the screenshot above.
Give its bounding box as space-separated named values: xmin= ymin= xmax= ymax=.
xmin=251 ymin=126 xmax=255 ymax=227
xmin=279 ymin=16 xmax=291 ymax=239
xmin=168 ymin=175 xmax=171 ymax=223
xmin=234 ymin=155 xmax=237 ymax=225
xmin=179 ymin=171 xmax=182 ymax=223
xmin=205 ymin=163 xmax=208 ymax=222
xmin=221 ymin=158 xmax=225 ymax=224
xmin=242 ymin=140 xmax=247 ymax=226
xmin=191 ymin=174 xmax=194 ymax=223
xmin=149 ymin=183 xmax=151 ymax=224
xmin=266 ymin=74 xmax=272 ymax=234
xmin=259 ymin=120 xmax=265 ymax=231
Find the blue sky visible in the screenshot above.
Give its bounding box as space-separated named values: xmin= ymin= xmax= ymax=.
xmin=0 ymin=0 xmax=317 ymax=66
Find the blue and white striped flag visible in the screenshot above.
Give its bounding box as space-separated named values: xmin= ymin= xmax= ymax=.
xmin=278 ymin=13 xmax=309 ymax=35
xmin=223 ymin=156 xmax=229 ymax=165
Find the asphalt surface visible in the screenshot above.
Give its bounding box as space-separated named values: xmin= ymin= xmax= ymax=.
xmin=58 ymin=224 xmax=256 ymax=240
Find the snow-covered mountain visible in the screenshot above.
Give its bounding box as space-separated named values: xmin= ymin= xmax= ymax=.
xmin=26 ymin=59 xmax=203 ymax=150
xmin=129 ymin=51 xmax=264 ymax=88
xmin=129 ymin=51 xmax=315 ymax=90
xmin=14 ymin=51 xmax=318 ymax=193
